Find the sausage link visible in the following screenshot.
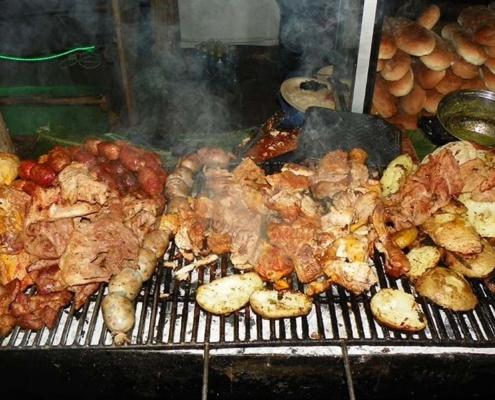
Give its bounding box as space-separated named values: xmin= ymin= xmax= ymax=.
xmin=108 ymin=268 xmax=143 ymax=301
xmin=137 ymin=248 xmax=158 ymax=281
xmin=101 ymin=293 xmax=135 ymax=337
xmin=143 ymin=230 xmax=170 ymax=258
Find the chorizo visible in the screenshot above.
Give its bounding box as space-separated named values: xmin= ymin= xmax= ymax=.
xmin=47 ymin=147 xmax=72 ymax=172
xmin=138 ymin=167 xmax=164 ymax=196
xmin=119 ymin=144 xmax=146 ymax=172
xmin=98 ymin=141 xmax=121 ymax=161
xmin=84 ymin=139 xmax=102 ymax=156
xmin=30 ymin=164 xmax=56 ymax=187
xmin=71 ymin=148 xmax=97 ymax=167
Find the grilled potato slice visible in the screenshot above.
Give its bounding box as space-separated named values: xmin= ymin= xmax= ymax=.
xmin=392 ymin=227 xmax=419 ymax=249
xmin=422 ymin=213 xmax=482 ymax=255
xmin=459 ymin=194 xmax=495 ymax=238
xmin=415 ymin=267 xmax=478 ymax=311
xmin=371 ymin=289 xmax=427 ymax=332
xmin=380 ymin=154 xmax=416 ymax=196
xmin=445 ymin=241 xmax=495 ymax=279
xmin=250 ymin=290 xmax=313 ymax=319
xmin=196 ymin=272 xmax=263 ymax=315
xmin=406 ymin=246 xmax=441 ymax=281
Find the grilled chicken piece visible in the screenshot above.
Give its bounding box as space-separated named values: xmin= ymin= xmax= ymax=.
xmin=58 ymin=162 xmax=109 ymax=205
xmin=255 ymin=242 xmax=294 ymax=282
xmin=324 ymin=260 xmax=377 ymax=295
xmin=0 ymin=185 xmax=31 ymax=254
xmin=0 ymin=279 xmax=20 ymax=336
xmin=267 ymin=221 xmax=322 ymax=283
xmin=372 ymin=203 xmax=411 ymax=278
xmin=0 ymin=251 xmax=31 ymax=286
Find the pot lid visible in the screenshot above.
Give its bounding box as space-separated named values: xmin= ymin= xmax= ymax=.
xmin=280 ymin=77 xmax=336 ymax=113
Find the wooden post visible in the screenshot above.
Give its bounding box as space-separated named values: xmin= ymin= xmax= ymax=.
xmin=111 ymin=0 xmax=137 ymax=126
xmin=0 ymin=112 xmax=15 ymax=153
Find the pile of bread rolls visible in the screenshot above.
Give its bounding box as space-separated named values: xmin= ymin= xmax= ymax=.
xmin=372 ymin=4 xmax=495 ymax=131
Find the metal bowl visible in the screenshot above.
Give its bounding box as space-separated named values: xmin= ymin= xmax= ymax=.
xmin=437 ymin=89 xmax=495 ymax=146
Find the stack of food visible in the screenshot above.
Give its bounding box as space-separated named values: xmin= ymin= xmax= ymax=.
xmin=162 ymin=147 xmax=381 ymax=319
xmin=371 ymin=141 xmax=495 ymax=330
xmin=373 ymin=4 xmax=495 ymax=131
xmin=0 ymin=140 xmax=169 ymax=342
xmin=162 ymin=140 xmax=495 ymax=335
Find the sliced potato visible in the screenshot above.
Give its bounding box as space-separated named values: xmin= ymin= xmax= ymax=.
xmin=380 ymin=154 xmax=416 ymax=196
xmin=422 ymin=213 xmax=482 ymax=255
xmin=392 ymin=227 xmax=419 ymax=249
xmin=415 ymin=267 xmax=478 ymax=311
xmin=370 ymin=289 xmax=427 ymax=332
xmin=459 ymin=194 xmax=495 ymax=238
xmin=446 ymin=241 xmax=495 ymax=279
xmin=196 ymin=272 xmax=263 ymax=315
xmin=406 ymin=246 xmax=441 ymax=281
xmin=250 ymin=290 xmax=313 ymax=319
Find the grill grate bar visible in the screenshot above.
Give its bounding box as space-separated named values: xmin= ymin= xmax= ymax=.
xmin=152 ymin=260 xmax=167 ymax=344
xmin=2 ymin=248 xmax=495 ymax=349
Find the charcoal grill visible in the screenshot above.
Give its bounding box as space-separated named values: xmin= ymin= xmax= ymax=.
xmin=2 ymin=164 xmax=495 ymax=400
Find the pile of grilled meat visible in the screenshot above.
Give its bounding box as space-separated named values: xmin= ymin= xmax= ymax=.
xmin=0 ymin=140 xmax=167 ymax=336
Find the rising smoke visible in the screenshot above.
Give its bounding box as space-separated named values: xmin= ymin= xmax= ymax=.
xmin=0 ymin=0 xmax=364 ymax=153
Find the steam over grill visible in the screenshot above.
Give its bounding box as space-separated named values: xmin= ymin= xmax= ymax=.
xmin=2 ymin=243 xmax=495 ymax=350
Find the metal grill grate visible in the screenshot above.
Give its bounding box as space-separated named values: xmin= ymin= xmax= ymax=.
xmin=2 ymin=161 xmax=495 ymax=350
xmin=2 ymin=247 xmax=495 ymax=350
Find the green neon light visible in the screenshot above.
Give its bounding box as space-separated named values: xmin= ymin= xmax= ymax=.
xmin=0 ymin=46 xmax=96 ymax=62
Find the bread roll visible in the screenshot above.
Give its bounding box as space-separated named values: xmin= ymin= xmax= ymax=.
xmin=420 ymin=34 xmax=455 ymax=71
xmin=386 ymin=111 xmax=418 ymax=131
xmin=417 ymin=5 xmax=441 ymax=30
xmin=379 ymin=32 xmax=397 ymax=60
xmin=435 ymin=68 xmax=462 ymax=94
xmin=400 ymin=84 xmax=426 ymax=115
xmin=485 ymin=57 xmax=495 ymax=74
xmin=485 ymin=46 xmax=495 ymax=58
xmin=458 ymin=6 xmax=493 ymax=30
xmin=413 ymin=62 xmax=446 ymax=89
xmin=474 ymin=25 xmax=495 ymax=47
xmin=380 ymin=50 xmax=411 ymax=81
xmin=377 ymin=58 xmax=386 ymax=72
xmin=442 ymin=23 xmax=487 ymax=66
xmin=482 ymin=66 xmax=495 ymax=90
xmin=460 ymin=77 xmax=486 ymax=90
xmin=458 ymin=6 xmax=495 ymax=46
xmin=451 ymin=57 xmax=480 ymax=79
xmin=387 ymin=17 xmax=436 ymax=56
xmin=386 ymin=68 xmax=414 ymax=97
xmin=424 ymin=89 xmax=444 ymax=114
xmin=372 ymin=77 xmax=398 ymax=118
